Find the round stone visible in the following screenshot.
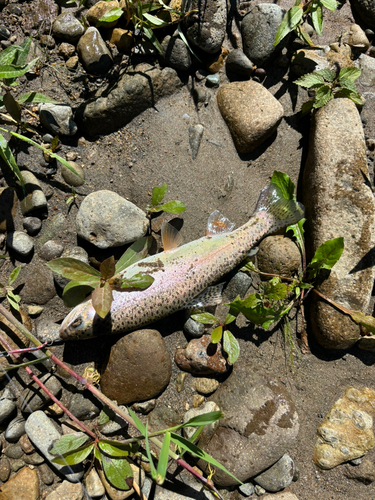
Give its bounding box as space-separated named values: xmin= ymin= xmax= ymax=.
xmin=23 ymin=217 xmax=42 ymax=236
xmin=38 ymin=240 xmax=64 ymax=261
xmin=61 ymin=161 xmax=85 ymax=187
xmin=7 ymin=231 xmax=34 ymax=256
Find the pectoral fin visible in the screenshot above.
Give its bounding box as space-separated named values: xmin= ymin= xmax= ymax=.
xmin=161 ymin=222 xmax=183 ymax=251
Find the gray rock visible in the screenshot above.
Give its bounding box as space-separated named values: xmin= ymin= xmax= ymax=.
xmin=68 ymin=390 xmax=101 ymax=421
xmin=99 ymin=405 xmax=129 ymax=435
xmin=224 ymin=271 xmax=252 ymax=301
xmin=52 ymin=11 xmax=85 ymax=43
xmin=76 ymin=190 xmax=149 ymax=249
xmin=46 ymin=479 xmax=83 ymax=499
xmin=10 ymin=459 xmax=26 ymax=472
xmin=257 ymin=235 xmax=300 ymax=279
xmin=206 ymin=74 xmax=220 ymax=87
xmin=0 ymin=399 xmax=16 ymax=425
xmin=36 ymin=320 xmax=61 ymax=343
xmin=183 ymin=401 xmax=220 ymax=441
xmin=350 ymin=0 xmax=375 ymax=30
xmin=160 ymin=34 xmax=192 ymax=71
xmin=37 ymin=213 xmax=66 ymax=248
xmin=5 ymin=416 xmax=26 ymax=442
xmin=61 ymin=246 xmax=89 ymax=264
xmin=189 ymin=124 xmax=204 ymax=160
xmin=239 ymin=482 xmax=255 ymax=496
xmin=217 ymin=80 xmax=284 ymax=154
xmin=23 ymin=216 xmax=42 ymax=235
xmin=39 ymin=462 xmax=55 ymax=485
xmin=82 ymin=63 xmax=182 ymax=135
xmin=77 ymin=27 xmax=113 ymax=74
xmin=85 ymin=467 xmax=105 ymax=498
xmin=38 ymin=240 xmax=64 ymax=261
xmin=61 ymin=161 xmax=85 ymax=187
xmin=131 ymin=400 xmax=156 ymax=414
xmin=183 ymin=316 xmax=205 ymax=337
xmin=100 ymin=329 xmax=172 ymax=405
xmin=198 ymin=361 xmax=299 ymax=487
xmin=359 ymin=54 xmax=375 ymax=86
xmin=3 ymin=443 xmax=24 ymax=459
xmin=25 ymin=410 xmax=84 ymax=482
xmin=348 ymin=24 xmax=370 ymax=51
xmin=254 ymin=454 xmax=295 ymax=492
xmin=254 ymin=485 xmax=266 ymax=496
xmin=21 ymin=373 xmax=62 ymax=413
xmin=19 ymin=263 xmax=56 ymax=305
xmin=6 ymin=231 xmax=34 ymax=256
xmin=23 ymin=451 xmax=45 ymax=465
xmin=302 ymin=98 xmax=375 ymax=350
xmin=241 ymin=4 xmax=286 ymax=66
xmin=225 ymin=49 xmax=253 ymax=78
xmin=0 ymin=457 xmax=11 ymax=482
xmin=38 ymin=103 xmax=77 ymax=137
xmin=184 ymin=0 xmax=226 ymax=53
xmin=19 ymin=171 xmax=47 ymax=215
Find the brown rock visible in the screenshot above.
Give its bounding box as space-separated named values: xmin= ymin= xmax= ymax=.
xmin=110 ymin=28 xmax=134 ymax=53
xmin=0 ymin=467 xmax=39 ymax=500
xmin=174 ymin=335 xmax=228 ymax=375
xmin=217 ymin=80 xmax=283 ymax=154
xmin=344 ymin=449 xmax=375 ymax=484
xmin=44 ymin=480 xmax=83 ymax=500
xmin=0 ymin=188 xmax=17 ymax=233
xmin=100 ymin=329 xmax=172 ymax=404
xmin=257 ymin=235 xmax=300 ymax=280
xmin=86 ymin=0 xmax=120 ymax=27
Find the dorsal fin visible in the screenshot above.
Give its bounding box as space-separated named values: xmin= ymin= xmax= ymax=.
xmin=206 ymin=210 xmax=235 ymax=236
xmin=161 ymin=222 xmax=183 ymax=251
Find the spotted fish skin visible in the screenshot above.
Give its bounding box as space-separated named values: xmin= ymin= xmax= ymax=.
xmin=60 ymin=184 xmax=304 ymax=340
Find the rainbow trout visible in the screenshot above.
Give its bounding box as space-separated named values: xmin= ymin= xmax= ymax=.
xmin=60 ymin=183 xmax=304 ymax=340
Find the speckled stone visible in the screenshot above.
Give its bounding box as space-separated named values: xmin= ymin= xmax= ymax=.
xmin=193 ymin=377 xmax=219 ymax=395
xmin=0 ymin=466 xmax=39 ymax=500
xmin=38 ymin=240 xmax=64 ymax=261
xmin=175 ymin=335 xmax=228 ymax=375
xmin=61 ymin=162 xmax=85 ymax=187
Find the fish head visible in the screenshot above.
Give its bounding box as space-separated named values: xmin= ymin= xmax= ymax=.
xmin=60 ymin=300 xmax=97 ymax=340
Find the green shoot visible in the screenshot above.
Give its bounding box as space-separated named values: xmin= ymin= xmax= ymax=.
xmin=0 ymin=266 xmax=22 ymax=311
xmin=147 ymin=183 xmax=186 ymax=215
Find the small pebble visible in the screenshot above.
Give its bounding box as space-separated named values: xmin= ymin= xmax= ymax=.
xmin=7 ymin=231 xmax=34 ymax=256
xmin=5 ymin=415 xmax=26 ymax=443
xmin=132 ymin=400 xmax=156 ymax=414
xmin=184 ymin=316 xmax=205 ymax=338
xmin=38 ymin=240 xmax=64 ymax=261
xmin=61 ymin=161 xmax=85 ymax=187
xmin=3 ymin=443 xmax=24 ymax=459
xmin=39 ymin=462 xmax=55 ymax=485
xmin=176 ymin=372 xmax=187 ymax=393
xmin=194 ymin=378 xmax=219 ymax=395
xmin=23 ymin=217 xmax=42 ymax=236
xmin=20 ymin=434 xmax=35 ymax=454
xmin=193 ymin=395 xmax=205 ymax=407
xmin=0 ymin=457 xmax=11 ymax=482
xmin=239 ymin=482 xmax=255 ymax=496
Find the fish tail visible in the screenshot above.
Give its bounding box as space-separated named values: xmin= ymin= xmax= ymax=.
xmin=255 ymin=183 xmax=305 ymax=232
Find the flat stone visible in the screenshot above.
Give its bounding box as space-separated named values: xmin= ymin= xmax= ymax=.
xmin=5 ymin=415 xmax=26 ymax=442
xmin=0 ymin=466 xmax=39 ymax=500
xmin=0 ymin=398 xmax=16 ymax=425
xmin=45 ymin=480 xmax=83 ymax=500
xmin=0 ymin=457 xmax=11 ymax=483
xmin=183 ymin=0 xmax=226 ymax=53
xmin=23 ymin=217 xmax=42 ymax=236
xmin=217 ymin=80 xmax=283 ymax=154
xmin=193 ymin=377 xmax=219 ymax=395
xmin=254 ymin=454 xmax=295 ymax=492
xmin=19 ymin=263 xmax=56 ymax=305
xmin=68 ymin=390 xmax=101 ymax=420
xmin=61 ymin=162 xmax=85 ymax=187
xmin=38 ymin=240 xmax=64 ymax=261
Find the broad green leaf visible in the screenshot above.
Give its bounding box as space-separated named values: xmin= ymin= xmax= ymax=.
xmin=155 ymin=432 xmax=171 ymax=485
xmin=274 ymin=6 xmax=303 ymax=46
xmin=92 ymin=282 xmax=113 ymax=318
xmin=182 ymin=411 xmax=222 ymax=428
xmin=100 ymin=256 xmax=116 ymax=281
xmin=0 ymin=58 xmax=38 ymax=79
xmin=223 ymin=330 xmax=240 ymax=364
xmin=339 ymin=67 xmax=361 ymax=82
xmin=315 ymin=69 xmax=336 ymax=82
xmin=62 ymin=281 xmax=94 ymax=307
xmin=347 ymin=92 xmax=363 ymax=106
xmin=191 ymin=312 xmax=218 ymax=325
xmin=169 ymin=433 xmax=242 ymax=485
xmin=98 ymin=407 xmax=111 ymax=425
xmin=3 ymin=92 xmax=21 ymax=123
xmin=51 ymin=443 xmax=94 ymax=465
xmin=143 ymin=25 xmax=163 ymax=55
xmin=97 ymin=7 xmax=123 ymax=24
xmin=8 ymin=266 xmax=21 ymax=285
xmin=307 ymin=237 xmax=344 ymax=279
xmin=320 ymin=0 xmax=337 ymax=11
xmin=263 ymin=278 xmax=289 ymax=301
xmin=225 ymin=313 xmax=236 ymax=325
xmin=128 ymin=408 xmax=146 ymax=435
xmin=311 ymin=3 xmax=323 ymax=35
xmin=151 ymin=200 xmax=186 ymax=214
xmin=0 ymin=133 xmax=25 ymax=192
xmin=0 ymin=45 xmax=19 ymax=66
xmin=349 ymin=311 xmax=375 ymax=334
xmin=229 ymin=296 xmax=281 ymax=328
xmin=47 ymin=258 xmax=101 ymax=280
xmin=50 ymin=433 xmax=90 ymax=455
xmin=294 ymin=73 xmax=325 ymax=88
xmin=286 ymin=218 xmax=306 ymax=253
xmin=300 ymin=99 xmax=315 ymax=116
xmin=118 ymin=274 xmax=154 ymax=290
xmin=115 ymin=237 xmax=152 ymax=274
xmin=270 ymin=171 xmax=295 ymax=201
xmin=98 ymin=441 xmax=139 ymax=457
xmin=151 ymin=183 xmax=167 ymax=206
xmin=13 ymin=36 xmax=32 ymax=67
xmin=18 ymin=92 xmax=57 ymax=104
xmin=7 ymin=291 xmax=20 ymax=310
xmin=313 ymin=86 xmax=333 ymax=108
xmin=295 ymin=25 xmax=314 ymax=46
xmin=210 ymin=325 xmax=222 ymax=344
xmin=338 ymin=77 xmax=357 ymax=94
xmin=100 ymin=453 xmax=133 ymax=490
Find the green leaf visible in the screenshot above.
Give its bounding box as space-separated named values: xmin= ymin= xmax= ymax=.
xmin=151 ymin=200 xmax=186 ymax=214
xmin=294 ymin=73 xmax=325 ymax=89
xmin=8 ymin=266 xmax=21 ymax=285
xmin=118 ymin=274 xmax=154 ymax=290
xmin=224 ymin=313 xmax=236 ymax=325
xmin=0 ymin=45 xmax=19 ymax=66
xmin=286 ymin=218 xmax=306 ymax=253
xmin=182 ymin=411 xmax=222 ymax=428
xmin=18 ymin=92 xmax=57 ymax=104
xmin=143 ymin=25 xmax=164 ymax=55
xmin=98 ymin=441 xmax=139 ymax=457
xmin=50 ymin=433 xmax=90 ymax=456
xmin=210 ymin=325 xmax=222 ymax=344
xmin=144 ymin=421 xmax=157 ymax=479
xmin=320 ymin=0 xmax=337 ymax=12
xmin=98 ymin=407 xmax=111 ymax=425
xmin=100 ymin=453 xmax=133 ymax=490
xmin=223 ymin=330 xmax=240 ymax=364
xmin=128 ymin=408 xmax=146 ymax=436
xmin=311 ymin=3 xmax=323 ymax=35
xmin=339 ymin=67 xmax=361 ymax=83
xmin=229 ymin=296 xmax=281 ymax=328
xmin=270 ymin=171 xmax=295 ymax=201
xmin=7 ymin=291 xmax=20 ymax=311
xmin=115 ymin=237 xmax=152 ymax=274
xmin=300 ymin=99 xmax=315 ymax=116
xmin=62 ymin=281 xmax=95 ymax=307
xmin=263 ymin=278 xmax=289 ymax=301
xmin=47 ymin=258 xmax=101 ymax=281
xmin=338 ymin=78 xmax=357 ymax=94
xmin=51 ymin=443 xmax=94 ymax=465
xmin=92 ymin=282 xmax=113 ymax=318
xmin=313 ymin=85 xmax=333 ymax=108
xmin=315 ymin=69 xmax=336 ymax=82
xmin=0 ymin=58 xmax=39 ymax=80
xmin=155 ymin=431 xmax=171 ymax=485
xmin=100 ymin=256 xmax=116 ymax=281
xmin=0 ymin=133 xmax=25 ymax=192
xmin=347 ymin=92 xmax=363 ymax=106
xmin=307 ymin=237 xmax=344 ymax=279
xmin=97 ymin=7 xmax=123 ymax=24
xmin=295 ymin=25 xmax=314 ymax=46
xmin=191 ymin=312 xmax=218 ymax=325
xmin=169 ymin=433 xmax=243 ymax=485
xmin=151 ymin=183 xmax=167 ymax=206
xmin=13 ymin=37 xmax=32 ymax=67
xmin=274 ymin=6 xmax=303 ymax=46
xmin=3 ymin=92 xmax=21 ymax=123
xmin=143 ymin=12 xmax=169 ymax=26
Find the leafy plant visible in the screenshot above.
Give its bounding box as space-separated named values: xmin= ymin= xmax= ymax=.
xmin=47 ymin=237 xmax=154 ymax=318
xmin=294 ymin=67 xmax=363 ymax=114
xmin=0 ymin=266 xmax=21 ymax=311
xmin=274 ymin=0 xmax=338 ymax=47
xmin=192 ymin=312 xmax=240 ymax=364
xmin=147 ymin=182 xmax=186 ymax=215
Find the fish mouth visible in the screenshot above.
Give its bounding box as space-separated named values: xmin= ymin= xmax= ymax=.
xmin=59 ymin=328 xmax=69 ymax=340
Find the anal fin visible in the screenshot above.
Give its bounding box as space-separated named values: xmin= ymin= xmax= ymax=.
xmin=185 ymin=283 xmax=224 ymax=309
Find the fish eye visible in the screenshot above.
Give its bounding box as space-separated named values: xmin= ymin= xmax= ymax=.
xmin=70 ymin=317 xmax=83 ymax=329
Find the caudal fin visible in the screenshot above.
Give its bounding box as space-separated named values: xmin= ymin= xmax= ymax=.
xmin=255 ymin=183 xmax=305 ymax=232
